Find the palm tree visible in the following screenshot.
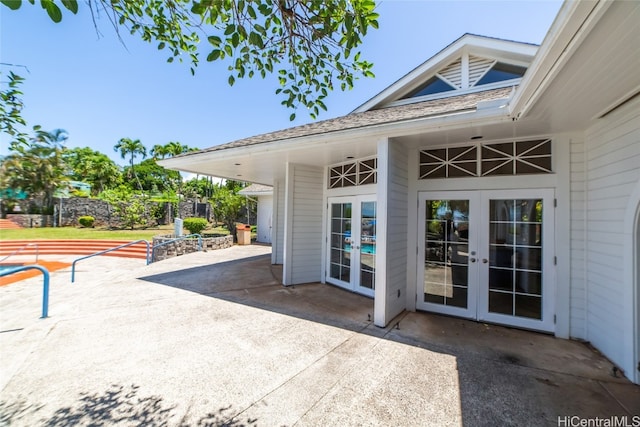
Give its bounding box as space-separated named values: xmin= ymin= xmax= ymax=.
xmin=34 ymin=128 xmax=68 ymax=145
xmin=114 ymin=138 xmax=147 ymax=191
xmin=150 ymin=144 xmax=170 ymax=160
xmin=162 ymin=141 xmax=199 ymax=201
xmin=165 ymin=141 xmax=194 ymax=157
xmin=2 ymin=128 xmax=69 ymax=212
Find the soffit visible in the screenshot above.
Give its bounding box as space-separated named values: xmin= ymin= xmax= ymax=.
xmin=523 ymin=0 xmax=640 ymax=132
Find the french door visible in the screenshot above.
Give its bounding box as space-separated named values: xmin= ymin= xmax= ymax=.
xmin=417 ymin=189 xmax=555 ymax=332
xmin=326 ymin=196 xmax=377 ymax=297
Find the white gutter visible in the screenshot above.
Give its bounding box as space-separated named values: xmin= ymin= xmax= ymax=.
xmin=509 ymin=0 xmax=612 ymax=119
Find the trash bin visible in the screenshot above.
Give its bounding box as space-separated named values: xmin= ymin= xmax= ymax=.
xmin=236 ymin=224 xmax=251 ymax=245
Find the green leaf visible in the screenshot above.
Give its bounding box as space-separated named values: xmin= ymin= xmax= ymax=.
xmin=158 ymin=42 xmax=166 ymax=50
xmin=228 ymin=75 xmax=235 ymax=86
xmin=224 ymin=24 xmax=235 ymax=36
xmin=207 ymin=35 xmax=221 ymax=47
xmin=248 ymin=32 xmax=263 ymax=48
xmin=61 ymin=0 xmax=77 ymax=14
xmin=1 ymin=0 xmax=22 ymax=10
xmin=190 ymin=2 xmax=205 ymax=15
xmin=247 ymin=5 xmax=256 ymax=19
xmin=41 ymin=0 xmax=62 ymax=22
xmin=206 ymin=49 xmax=221 ymax=61
xmin=289 ymin=113 xmax=296 ymax=121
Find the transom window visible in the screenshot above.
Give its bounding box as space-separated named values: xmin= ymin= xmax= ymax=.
xmin=419 ymin=139 xmax=551 ymax=179
xmin=329 ymin=158 xmax=377 ymax=189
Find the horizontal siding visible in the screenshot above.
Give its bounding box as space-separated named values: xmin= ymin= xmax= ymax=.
xmin=385 ymin=142 xmax=409 ymax=318
xmin=290 ymin=164 xmax=323 ymax=284
xmin=584 ymin=96 xmax=640 ymax=370
xmin=569 ymin=137 xmax=586 ymax=338
xmin=275 ymin=180 xmax=285 ymax=264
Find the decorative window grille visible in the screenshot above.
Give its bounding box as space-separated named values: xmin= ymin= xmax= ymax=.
xmin=419 ymin=139 xmax=551 ymax=180
xmin=419 ymin=146 xmax=478 ymax=179
xmin=481 ymin=139 xmax=551 ymax=176
xmin=329 ymin=158 xmax=377 ymax=189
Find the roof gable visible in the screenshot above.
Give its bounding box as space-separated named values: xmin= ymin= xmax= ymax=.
xmin=353 ymin=34 xmax=538 ymax=113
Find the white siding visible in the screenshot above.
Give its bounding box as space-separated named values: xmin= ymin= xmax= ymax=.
xmin=375 ymin=139 xmax=409 ymax=326
xmin=272 ymin=180 xmax=285 ymax=265
xmin=283 ymin=164 xmax=324 ymax=285
xmin=256 ymin=195 xmax=273 ymax=244
xmin=385 ymin=141 xmax=409 ymax=322
xmin=584 ymin=96 xmax=640 ymax=372
xmin=570 ymin=136 xmax=587 ymax=339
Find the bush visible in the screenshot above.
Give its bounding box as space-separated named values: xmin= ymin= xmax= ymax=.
xmin=78 ymin=215 xmax=95 ymax=228
xmin=183 ymin=217 xmax=208 ymax=235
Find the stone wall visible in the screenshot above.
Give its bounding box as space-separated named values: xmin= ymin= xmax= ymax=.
xmin=179 ymin=200 xmax=211 ymax=221
xmin=56 ymin=198 xmax=112 ymax=227
xmin=6 ymin=214 xmax=54 ymax=228
xmin=151 ymin=234 xmax=233 ymax=262
xmin=4 ymin=197 xmax=214 ymax=228
xmin=53 ymin=198 xmax=175 ymax=228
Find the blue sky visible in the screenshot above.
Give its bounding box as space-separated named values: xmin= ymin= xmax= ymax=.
xmin=1 ymin=1 xmax=562 ymax=166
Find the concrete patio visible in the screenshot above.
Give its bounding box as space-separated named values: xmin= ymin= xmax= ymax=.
xmin=1 ymin=245 xmax=638 ymax=426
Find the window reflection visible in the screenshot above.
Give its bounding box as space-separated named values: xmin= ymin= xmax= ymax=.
xmin=488 ymin=199 xmax=543 ymax=319
xmin=423 ymin=199 xmax=469 ymax=309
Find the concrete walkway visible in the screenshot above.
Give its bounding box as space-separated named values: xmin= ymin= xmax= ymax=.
xmin=1 ymin=245 xmax=638 ymax=426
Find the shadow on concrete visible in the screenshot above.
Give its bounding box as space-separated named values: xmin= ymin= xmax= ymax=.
xmin=137 ymin=253 xmax=640 ymax=423
xmin=1 ymin=384 xmax=257 ymax=427
xmin=139 ymin=254 xmax=377 ymax=335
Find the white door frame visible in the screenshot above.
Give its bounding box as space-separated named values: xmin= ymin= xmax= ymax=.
xmin=416 ymin=189 xmax=556 ymax=332
xmin=417 ymin=191 xmax=480 ymax=319
xmin=477 ymin=189 xmax=556 ymax=332
xmin=326 ymin=195 xmax=377 ymax=297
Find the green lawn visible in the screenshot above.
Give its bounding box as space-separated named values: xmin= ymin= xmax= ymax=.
xmin=0 ymin=225 xmax=230 ymax=240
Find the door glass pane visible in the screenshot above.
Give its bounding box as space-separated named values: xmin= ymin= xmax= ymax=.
xmin=488 ymin=199 xmax=543 ymax=319
xmin=360 ymin=202 xmax=376 ymax=290
xmin=423 ymin=200 xmax=469 ymax=308
xmin=330 ymin=203 xmax=352 ymax=283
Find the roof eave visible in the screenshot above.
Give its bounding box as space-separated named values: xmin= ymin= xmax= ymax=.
xmin=159 ymin=104 xmax=511 ymax=173
xmin=508 ymin=0 xmax=613 ymax=119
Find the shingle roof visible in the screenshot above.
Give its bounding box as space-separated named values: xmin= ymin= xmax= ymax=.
xmin=176 ymin=86 xmax=513 ymax=159
xmin=238 ymin=184 xmax=273 ymax=195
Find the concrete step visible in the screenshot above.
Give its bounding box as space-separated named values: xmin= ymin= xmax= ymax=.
xmin=0 ymin=240 xmax=150 ymax=259
xmin=0 ymin=219 xmax=21 ymax=229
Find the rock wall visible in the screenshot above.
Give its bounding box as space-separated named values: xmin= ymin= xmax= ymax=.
xmin=5 ymin=214 xmax=54 ymax=228
xmin=4 ymin=197 xmax=213 ymax=228
xmin=179 ymin=200 xmax=211 ymax=221
xmin=151 ymin=234 xmax=233 ymax=262
xmin=53 ymin=198 xmax=175 ymax=227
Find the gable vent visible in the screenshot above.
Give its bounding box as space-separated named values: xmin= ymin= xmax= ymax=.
xmin=437 ymin=59 xmax=462 ymax=89
xmin=468 ymin=55 xmax=496 ymax=87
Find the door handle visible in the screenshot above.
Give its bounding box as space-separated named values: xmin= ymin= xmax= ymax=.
xmin=470 ymin=258 xmax=476 ymax=263
xmin=482 ymin=258 xmax=488 ymax=264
